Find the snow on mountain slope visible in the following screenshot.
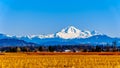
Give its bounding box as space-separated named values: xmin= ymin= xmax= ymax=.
xmin=0 ymin=34 xmax=12 ymax=39
xmin=0 ymin=26 xmax=119 ymax=46
xmin=37 ymin=34 xmax=54 ymax=38
xmin=16 ymin=34 xmax=55 ymax=39
xmin=56 ymin=26 xmax=101 ymax=39
xmin=0 ymin=26 xmax=101 ymax=39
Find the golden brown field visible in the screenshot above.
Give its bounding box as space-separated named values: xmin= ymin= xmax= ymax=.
xmin=0 ymin=53 xmax=120 ymax=68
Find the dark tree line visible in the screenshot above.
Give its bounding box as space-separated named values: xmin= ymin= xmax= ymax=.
xmin=0 ymin=41 xmax=119 ymax=52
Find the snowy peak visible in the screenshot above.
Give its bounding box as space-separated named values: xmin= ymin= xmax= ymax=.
xmin=56 ymin=26 xmax=81 ymax=39
xmin=19 ymin=34 xmax=55 ymax=39
xmin=0 ymin=26 xmax=102 ymax=39
xmin=61 ymin=26 xmax=80 ymax=33
xmin=56 ymin=26 xmax=101 ymax=39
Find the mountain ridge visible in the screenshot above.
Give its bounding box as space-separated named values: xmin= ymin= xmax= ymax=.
xmin=0 ymin=26 xmax=102 ymax=39
xmin=0 ymin=26 xmax=119 ymax=46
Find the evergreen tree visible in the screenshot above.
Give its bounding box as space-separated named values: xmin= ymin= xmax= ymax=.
xmin=38 ymin=46 xmax=43 ymax=52
xmin=48 ymin=46 xmax=54 ymax=52
xmin=112 ymin=41 xmax=118 ymax=52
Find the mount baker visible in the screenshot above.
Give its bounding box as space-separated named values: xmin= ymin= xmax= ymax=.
xmin=0 ymin=26 xmax=120 ymax=46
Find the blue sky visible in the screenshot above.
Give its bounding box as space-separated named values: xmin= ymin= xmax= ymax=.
xmin=0 ymin=0 xmax=120 ymax=37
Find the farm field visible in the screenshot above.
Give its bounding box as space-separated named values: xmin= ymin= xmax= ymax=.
xmin=0 ymin=53 xmax=120 ymax=68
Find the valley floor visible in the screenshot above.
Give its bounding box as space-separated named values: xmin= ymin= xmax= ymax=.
xmin=0 ymin=52 xmax=120 ymax=68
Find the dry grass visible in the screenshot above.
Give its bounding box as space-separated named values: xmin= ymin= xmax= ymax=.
xmin=0 ymin=53 xmax=120 ymax=68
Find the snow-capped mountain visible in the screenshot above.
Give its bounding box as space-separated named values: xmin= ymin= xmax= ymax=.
xmin=0 ymin=26 xmax=119 ymax=46
xmin=14 ymin=26 xmax=102 ymax=39
xmin=56 ymin=26 xmax=101 ymax=39
xmin=0 ymin=34 xmax=10 ymax=39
